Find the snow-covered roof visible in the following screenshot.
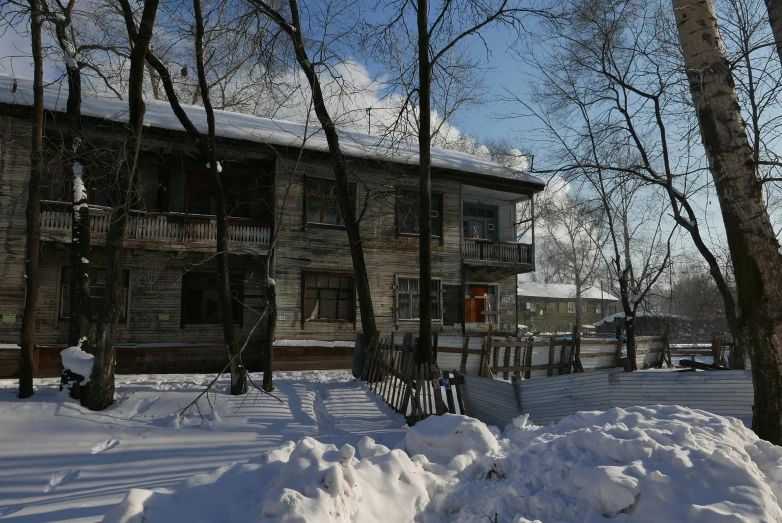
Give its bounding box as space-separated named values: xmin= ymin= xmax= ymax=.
xmin=0 ymin=76 xmax=545 ymax=189
xmin=517 ymin=283 xmax=619 ymax=301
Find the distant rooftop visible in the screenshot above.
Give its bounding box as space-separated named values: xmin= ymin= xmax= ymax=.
xmin=0 ymin=75 xmax=545 ymax=190
xmin=517 ymin=282 xmax=619 ymax=301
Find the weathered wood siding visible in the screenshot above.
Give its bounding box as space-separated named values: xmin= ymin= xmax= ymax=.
xmin=0 ymin=111 xmax=534 ymax=347
xmin=0 ymin=116 xmax=31 ymax=342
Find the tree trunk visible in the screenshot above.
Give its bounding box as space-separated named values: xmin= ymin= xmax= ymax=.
xmin=278 ymin=0 xmax=378 ymax=344
xmin=417 ymin=0 xmax=434 ymax=364
xmin=673 ymin=0 xmax=782 ymax=443
xmin=193 ymin=0 xmax=247 ymax=395
xmin=18 ymin=0 xmax=44 ymax=399
xmin=262 ymin=276 xmax=276 ymax=392
xmin=84 ymin=0 xmax=160 ymax=411
xmin=60 ymin=37 xmax=93 ymax=356
xmin=764 ymin=0 xmax=782 ymax=69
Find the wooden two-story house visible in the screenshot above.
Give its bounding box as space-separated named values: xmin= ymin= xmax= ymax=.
xmin=0 ymin=76 xmax=544 ymax=354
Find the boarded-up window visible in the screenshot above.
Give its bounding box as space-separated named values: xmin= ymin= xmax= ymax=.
xmin=181 ymin=272 xmax=243 ymax=326
xmin=305 ymin=178 xmax=355 ymax=226
xmin=303 ymin=272 xmax=354 ymax=321
xmin=397 ymin=190 xmax=443 ymax=236
xmin=396 ymin=277 xmax=442 ymax=322
xmin=60 ymin=267 xmax=130 ymax=321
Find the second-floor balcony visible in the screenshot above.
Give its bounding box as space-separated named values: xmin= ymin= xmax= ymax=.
xmin=40 ymin=201 xmax=270 ymax=255
xmin=462 ymin=238 xmax=534 ymax=268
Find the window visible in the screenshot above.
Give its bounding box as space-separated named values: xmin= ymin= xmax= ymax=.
xmin=581 ymin=304 xmax=588 ymax=314
xmin=396 ymin=190 xmax=442 ymax=237
xmin=186 ymin=172 xmax=252 ymax=218
xmin=182 ymin=272 xmax=244 ymax=325
xmin=555 ymin=302 xmax=561 ymax=313
xmin=396 ymin=277 xmax=442 ymax=322
xmin=60 ymin=267 xmax=130 ymax=321
xmin=544 ymin=302 xmax=549 ymax=312
xmin=568 ymin=302 xmax=575 ymax=314
xmin=303 ymin=272 xmax=354 ymax=322
xmin=529 ymin=302 xmax=537 ymax=312
xmin=463 ymin=203 xmax=499 ymax=240
xmin=305 ymin=178 xmax=355 ymax=226
xmin=596 ymin=305 xmax=602 ymax=314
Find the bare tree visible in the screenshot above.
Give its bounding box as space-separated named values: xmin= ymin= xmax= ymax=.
xmin=83 ymin=0 xmax=160 ymax=411
xmin=37 ymin=0 xmax=96 ymax=370
xmin=673 ymin=0 xmax=782 ymax=443
xmin=245 ymin=0 xmax=379 ymax=346
xmin=371 ymin=0 xmax=545 ymax=364
xmin=13 ymin=0 xmax=44 ymax=398
xmin=537 ymin=190 xmax=606 ymax=332
xmin=508 ymin=0 xmax=744 ymax=364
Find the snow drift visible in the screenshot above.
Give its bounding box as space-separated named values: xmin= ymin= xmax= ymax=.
xmin=104 ymin=406 xmax=782 ymax=522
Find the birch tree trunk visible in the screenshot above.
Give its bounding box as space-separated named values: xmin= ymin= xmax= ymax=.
xmin=18 ymin=0 xmax=44 ymax=399
xmin=673 ymin=0 xmax=782 ymax=443
xmin=764 ymin=0 xmax=782 ymax=69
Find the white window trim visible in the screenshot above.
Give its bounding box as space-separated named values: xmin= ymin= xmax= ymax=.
xmin=395 ymin=275 xmax=443 ymax=324
xmin=568 ymin=302 xmax=575 ymax=314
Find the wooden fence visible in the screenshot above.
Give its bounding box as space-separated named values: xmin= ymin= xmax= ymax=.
xmin=361 ymin=334 xmax=468 ymax=424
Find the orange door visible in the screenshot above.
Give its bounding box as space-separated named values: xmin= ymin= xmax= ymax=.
xmin=464 ymin=285 xmax=488 ymax=323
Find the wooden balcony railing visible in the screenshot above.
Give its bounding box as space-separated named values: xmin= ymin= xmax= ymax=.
xmin=462 ymin=238 xmax=533 ymax=265
xmin=40 ymin=201 xmax=270 ymax=251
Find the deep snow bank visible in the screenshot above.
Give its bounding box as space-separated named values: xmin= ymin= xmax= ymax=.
xmin=104 ymin=406 xmax=782 ymax=522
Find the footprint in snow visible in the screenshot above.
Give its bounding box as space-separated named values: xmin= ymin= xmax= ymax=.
xmin=91 ymin=438 xmax=120 ymax=454
xmin=44 ymin=468 xmax=80 ymax=493
xmin=128 ymin=396 xmax=161 ymax=419
xmin=0 ymin=506 xmax=24 ymax=518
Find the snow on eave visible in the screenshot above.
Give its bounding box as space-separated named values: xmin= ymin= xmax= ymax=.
xmin=517 ymin=282 xmax=619 ymax=301
xmin=0 ymin=75 xmax=545 ymax=190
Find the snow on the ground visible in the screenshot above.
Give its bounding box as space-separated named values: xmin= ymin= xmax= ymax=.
xmin=0 ymin=371 xmax=405 ymax=522
xmin=4 ymin=373 xmax=782 ymax=523
xmin=104 ymin=405 xmax=782 ymax=523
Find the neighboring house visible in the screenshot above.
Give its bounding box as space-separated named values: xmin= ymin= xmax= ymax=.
xmin=517 ymin=283 xmax=619 ymax=333
xmin=0 ymin=76 xmax=545 ymax=350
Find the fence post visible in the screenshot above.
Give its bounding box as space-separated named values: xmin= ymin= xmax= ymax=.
xmin=443 ymin=370 xmax=456 ymax=414
xmin=524 ymin=336 xmax=533 ymax=380
xmin=483 ymin=324 xmax=493 ymax=378
xmin=614 ymin=326 xmax=623 ymax=368
xmin=460 ymin=334 xmax=470 ymax=374
xmin=660 ymin=323 xmax=671 ymax=369
xmin=503 ymin=335 xmax=512 ymax=380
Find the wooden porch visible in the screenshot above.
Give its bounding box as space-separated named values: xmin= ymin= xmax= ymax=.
xmin=40 ymin=201 xmax=271 ymax=255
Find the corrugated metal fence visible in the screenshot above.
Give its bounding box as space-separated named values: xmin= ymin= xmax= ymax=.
xmin=460 ymin=369 xmax=754 ymax=429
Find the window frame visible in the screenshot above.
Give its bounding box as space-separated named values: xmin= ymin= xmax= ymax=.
xmin=395 ymin=276 xmax=443 ymax=323
xmin=395 ymin=189 xmax=443 ymax=238
xmin=59 ymin=266 xmax=130 ymax=322
xmin=180 ymin=271 xmax=244 ymax=327
xmin=568 ymin=302 xmax=575 ymax=314
xmin=301 ymin=271 xmax=356 ymax=325
xmin=303 ymin=177 xmax=357 ymax=228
